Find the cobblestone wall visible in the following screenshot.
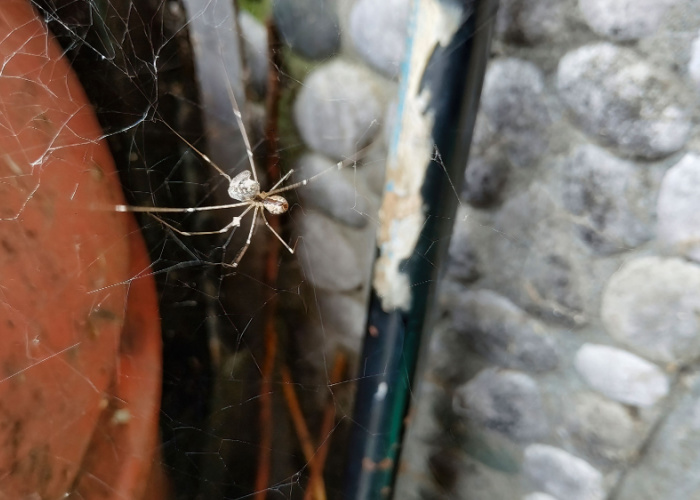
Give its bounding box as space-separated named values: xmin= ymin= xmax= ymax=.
xmin=247 ymin=0 xmax=700 ymax=497
xmin=396 ymin=0 xmax=700 ymax=499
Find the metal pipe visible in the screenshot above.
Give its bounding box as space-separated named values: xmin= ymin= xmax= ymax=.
xmin=343 ymin=0 xmax=498 ymax=497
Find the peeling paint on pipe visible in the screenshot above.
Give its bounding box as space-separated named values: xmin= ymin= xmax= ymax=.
xmin=376 ymin=0 xmax=469 ymax=312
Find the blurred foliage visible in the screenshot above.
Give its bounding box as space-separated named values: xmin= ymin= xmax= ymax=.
xmin=238 ymin=0 xmax=271 ymax=21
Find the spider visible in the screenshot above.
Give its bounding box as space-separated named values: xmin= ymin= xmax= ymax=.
xmin=115 ymin=88 xmax=363 ymax=268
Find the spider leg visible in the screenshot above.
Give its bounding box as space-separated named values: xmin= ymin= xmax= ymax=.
xmin=224 ymin=74 xmax=258 ymax=183
xmin=267 ymin=168 xmax=295 ymax=192
xmin=267 ymin=142 xmax=374 ymax=197
xmin=232 ymin=205 xmax=259 ymax=267
xmin=150 ymin=204 xmax=253 ymax=236
xmin=160 ymin=119 xmax=232 ymax=182
xmin=261 ymin=211 xmax=294 ymax=255
xmin=267 ymin=161 xmax=344 ymax=196
xmin=115 ymin=201 xmax=249 ymax=213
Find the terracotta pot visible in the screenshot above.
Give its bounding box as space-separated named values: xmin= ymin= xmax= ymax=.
xmin=0 ymin=1 xmax=166 ymax=498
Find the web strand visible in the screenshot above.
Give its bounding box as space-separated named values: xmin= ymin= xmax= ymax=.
xmin=160 ymin=119 xmax=232 ymax=182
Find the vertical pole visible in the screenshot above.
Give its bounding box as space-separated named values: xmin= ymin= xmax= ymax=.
xmin=343 ymin=0 xmax=498 ymax=498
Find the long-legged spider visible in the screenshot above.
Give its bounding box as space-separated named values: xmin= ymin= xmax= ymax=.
xmin=116 ymin=87 xmax=365 ymax=268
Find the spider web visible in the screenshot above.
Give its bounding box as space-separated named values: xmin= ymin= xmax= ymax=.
xmin=0 ymin=0 xmax=526 ymax=499
xmin=14 ymin=0 xmax=403 ymax=497
xmin=3 ymin=1 xmax=694 ymax=499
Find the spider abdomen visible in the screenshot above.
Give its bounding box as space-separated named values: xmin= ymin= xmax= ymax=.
xmin=263 ymin=195 xmax=289 ymax=215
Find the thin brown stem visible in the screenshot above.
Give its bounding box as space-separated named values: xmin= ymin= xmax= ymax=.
xmin=263 ymin=18 xmax=283 ymax=183
xmin=254 ymin=16 xmax=285 ymax=500
xmin=281 ymin=365 xmax=326 ymax=500
xmin=303 ymin=352 xmax=348 ymax=500
xmin=254 ymin=308 xmax=278 ymax=499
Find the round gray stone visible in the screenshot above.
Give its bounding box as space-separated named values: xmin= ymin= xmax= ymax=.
xmin=349 ymin=0 xmax=411 ymax=78
xmin=614 ymin=372 xmax=700 ymax=500
xmin=601 ymin=257 xmax=700 ymax=364
xmin=295 ymin=152 xmax=368 ymax=228
xmin=657 ymin=154 xmax=700 ymax=262
xmin=566 ymin=392 xmax=639 ymax=463
xmin=561 ymin=144 xmax=654 ymax=254
xmin=238 ymin=11 xmax=267 ymax=96
xmin=452 ymin=368 xmax=548 ymax=442
xmin=521 ymin=250 xmax=585 ymax=326
xmin=382 ymin=98 xmax=398 ymax=150
xmin=463 ymin=151 xmax=509 ymax=207
xmin=447 ymin=228 xmax=480 ymax=283
xmin=451 ymin=290 xmax=559 ymax=372
xmin=297 ymin=211 xmax=363 ymax=291
xmin=480 ymin=58 xmax=551 ymax=168
xmin=524 ymin=494 xmax=560 ymax=500
xmin=690 ymin=31 xmax=700 ymax=91
xmin=557 ymin=43 xmax=691 ymax=159
xmin=496 ymin=0 xmax=565 ymax=44
xmin=273 ymin=0 xmax=340 ymax=60
xmin=578 ymin=0 xmax=678 ymax=41
xmin=574 ymin=343 xmax=669 ymax=407
xmin=293 ymin=60 xmax=382 ymax=160
xmin=523 ymin=444 xmax=604 ymax=500
xmin=486 ymin=186 xmax=587 ymax=325
xmin=316 ymin=292 xmax=366 ymax=351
